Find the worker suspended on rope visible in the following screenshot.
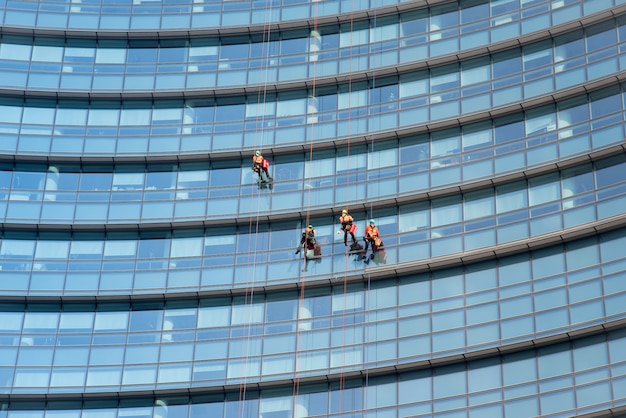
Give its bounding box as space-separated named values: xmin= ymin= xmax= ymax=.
xmin=364 ymin=219 xmax=382 ymax=251
xmin=295 ymin=224 xmax=316 ymax=254
xmin=339 ymin=209 xmax=357 ymax=246
xmin=252 ymin=150 xmax=272 ymax=183
xmin=364 ymin=219 xmax=386 ymax=264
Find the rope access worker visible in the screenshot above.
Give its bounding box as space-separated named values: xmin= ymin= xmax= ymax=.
xmin=295 ymin=224 xmax=316 ymax=254
xmin=252 ymin=150 xmax=271 ymax=182
xmin=364 ymin=219 xmax=382 ymax=253
xmin=339 ymin=209 xmax=357 ymax=246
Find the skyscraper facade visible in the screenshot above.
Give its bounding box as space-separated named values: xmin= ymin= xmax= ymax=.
xmin=0 ymin=0 xmax=625 ymax=416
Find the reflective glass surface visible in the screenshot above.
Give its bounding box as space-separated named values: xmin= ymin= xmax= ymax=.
xmin=0 ymin=0 xmax=615 ymax=33
xmin=0 ymin=228 xmax=624 ymax=392
xmin=0 ymin=94 xmax=622 ymax=225
xmin=1 ymin=24 xmax=625 ymax=160
xmin=0 ymin=152 xmax=624 ymax=293
xmin=0 ymin=17 xmax=622 ymax=95
xmin=1 ymin=0 xmax=625 ymax=416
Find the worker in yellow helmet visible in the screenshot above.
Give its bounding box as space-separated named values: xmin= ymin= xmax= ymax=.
xmin=295 ymin=224 xmax=316 ymax=255
xmin=339 ymin=209 xmax=356 ymax=246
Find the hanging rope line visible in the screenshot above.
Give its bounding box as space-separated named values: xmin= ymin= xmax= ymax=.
xmin=369 ymin=6 xmax=377 ymax=224
xmin=338 ymin=4 xmax=358 ymax=414
xmin=233 ymin=0 xmax=382 ymax=414
xmin=239 ymin=8 xmax=275 ymax=417
xmin=363 ymin=4 xmax=378 ymax=412
xmin=292 ymin=0 xmax=321 ymax=409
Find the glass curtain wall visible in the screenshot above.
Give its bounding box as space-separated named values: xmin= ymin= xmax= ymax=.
xmin=0 ymin=0 xmax=625 ymax=416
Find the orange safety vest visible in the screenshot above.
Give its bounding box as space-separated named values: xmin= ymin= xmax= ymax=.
xmin=365 ymin=225 xmax=379 ymax=239
xmin=253 ymin=154 xmax=263 ymax=164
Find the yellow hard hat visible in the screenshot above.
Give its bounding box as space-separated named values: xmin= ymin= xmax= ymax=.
xmin=342 ymin=209 xmax=347 ymax=214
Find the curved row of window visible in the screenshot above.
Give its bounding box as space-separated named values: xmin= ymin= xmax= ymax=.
xmin=0 ymin=227 xmax=624 ymax=395
xmin=1 ymin=37 xmax=625 ymax=159
xmin=0 ymin=0 xmax=613 ymax=37
xmin=1 ymin=327 xmax=626 ymax=417
xmin=0 ymin=152 xmax=625 ymax=294
xmin=1 ymin=15 xmax=622 ymax=96
xmin=0 ymin=229 xmax=626 ymax=393
xmin=0 ymin=98 xmax=623 ymax=226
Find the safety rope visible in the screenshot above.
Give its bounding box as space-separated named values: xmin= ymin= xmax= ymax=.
xmin=292 ymin=0 xmax=321 ymax=409
xmin=338 ymin=5 xmax=357 ymax=414
xmin=363 ymin=5 xmax=377 ymax=413
xmin=239 ymin=8 xmax=274 ymax=417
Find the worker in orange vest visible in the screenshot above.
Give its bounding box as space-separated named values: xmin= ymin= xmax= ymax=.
xmin=364 ymin=219 xmax=381 ymax=253
xmin=339 ymin=209 xmax=356 ymax=246
xmin=252 ymin=150 xmax=271 ymax=182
